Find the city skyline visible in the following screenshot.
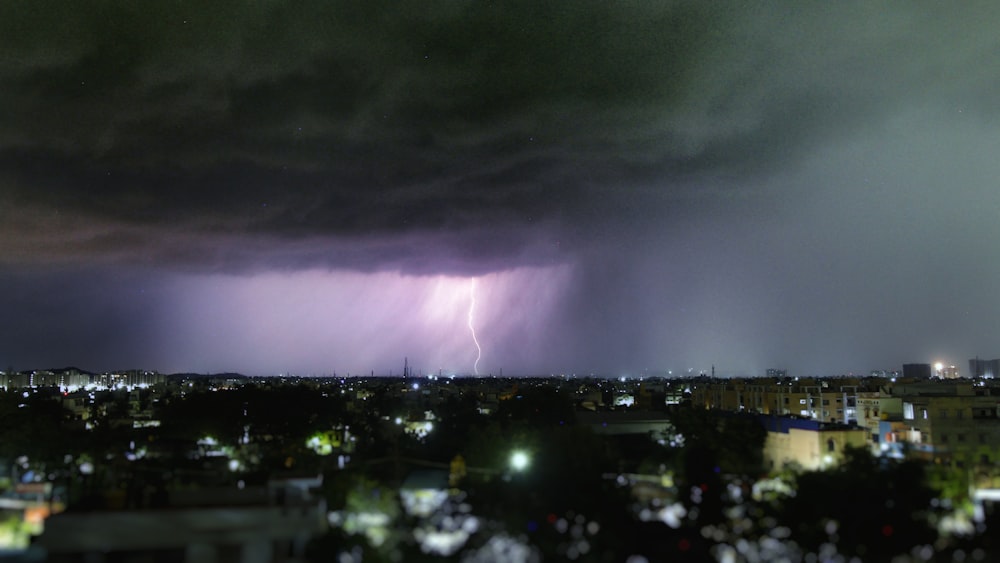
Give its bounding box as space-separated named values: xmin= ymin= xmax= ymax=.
xmin=1 ymin=354 xmax=993 ymax=381
xmin=3 ymin=4 xmax=1000 ymax=375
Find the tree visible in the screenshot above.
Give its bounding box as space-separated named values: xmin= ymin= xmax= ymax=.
xmin=668 ymin=408 xmax=767 ymax=477
xmin=779 ymin=447 xmax=939 ymax=560
xmin=0 ymin=390 xmax=79 ymax=470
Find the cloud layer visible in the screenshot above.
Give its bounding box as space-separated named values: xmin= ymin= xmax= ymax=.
xmin=1 ymin=3 xmax=995 ymax=273
xmin=4 ymin=3 xmax=1000 ymax=374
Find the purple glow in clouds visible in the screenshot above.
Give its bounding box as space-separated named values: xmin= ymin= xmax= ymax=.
xmin=157 ymin=266 xmax=573 ymax=375
xmin=468 ymin=279 xmax=482 ymax=375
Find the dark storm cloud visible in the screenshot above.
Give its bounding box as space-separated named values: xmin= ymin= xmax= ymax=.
xmin=5 ymin=2 xmax=997 ymax=273
xmin=0 ymin=2 xmax=1000 ymax=274
xmin=0 ymin=1 xmax=704 ymax=262
xmin=4 ymin=2 xmax=1000 ymax=374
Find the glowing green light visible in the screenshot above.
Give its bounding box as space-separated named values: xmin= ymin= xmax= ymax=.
xmin=510 ymin=450 xmax=530 ymax=471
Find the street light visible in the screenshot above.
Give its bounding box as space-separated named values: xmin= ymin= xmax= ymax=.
xmin=509 ymin=450 xmax=530 ymax=472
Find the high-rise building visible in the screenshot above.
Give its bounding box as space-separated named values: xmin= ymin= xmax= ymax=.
xmin=969 ymin=358 xmax=1000 ymax=379
xmin=933 ymin=363 xmax=960 ymax=379
xmin=902 ymin=363 xmax=932 ymax=380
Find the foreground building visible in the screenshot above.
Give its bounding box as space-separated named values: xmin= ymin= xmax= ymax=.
xmin=761 ymin=416 xmax=868 ymax=471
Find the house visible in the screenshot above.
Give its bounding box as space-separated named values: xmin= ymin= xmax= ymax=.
xmin=761 ymin=416 xmax=867 ymax=471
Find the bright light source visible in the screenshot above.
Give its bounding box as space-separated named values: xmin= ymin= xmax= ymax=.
xmin=934 ymin=362 xmax=944 ymax=372
xmin=510 ymin=451 xmax=530 ymax=472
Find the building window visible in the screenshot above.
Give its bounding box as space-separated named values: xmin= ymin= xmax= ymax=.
xmin=940 ymin=434 xmax=949 ymax=444
xmin=957 ymin=434 xmax=965 ymax=443
xmin=827 ymin=439 xmax=835 ymax=452
xmin=922 ymin=409 xmax=928 ymax=419
xmin=979 ymin=434 xmax=987 ymax=444
xmin=957 ymin=410 xmax=963 ymax=420
xmin=940 ymin=410 xmax=947 ymax=419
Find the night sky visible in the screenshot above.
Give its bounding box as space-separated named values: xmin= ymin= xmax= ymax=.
xmin=3 ymin=2 xmax=1000 ymax=376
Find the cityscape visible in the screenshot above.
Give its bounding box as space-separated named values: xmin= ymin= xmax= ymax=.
xmin=6 ymin=2 xmax=1000 ymax=562
xmin=1 ymin=361 xmax=999 ymax=561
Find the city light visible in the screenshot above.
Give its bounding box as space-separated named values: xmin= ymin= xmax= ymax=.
xmin=509 ymin=450 xmax=530 ymax=472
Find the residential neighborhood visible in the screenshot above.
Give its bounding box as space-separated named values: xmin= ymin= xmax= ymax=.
xmin=1 ymin=366 xmax=998 ymax=561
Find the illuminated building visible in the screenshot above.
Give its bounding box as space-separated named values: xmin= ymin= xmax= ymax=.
xmin=124 ymin=370 xmax=166 ymax=388
xmin=969 ymin=358 xmax=1000 ymax=379
xmin=896 ymin=381 xmax=1000 ymax=466
xmin=855 ymin=390 xmax=904 ymax=450
xmin=685 ymin=377 xmax=950 ymax=455
xmin=933 ymin=364 xmax=960 ymax=379
xmin=761 ymin=416 xmax=868 ymax=471
xmin=689 ymin=378 xmax=860 ymax=423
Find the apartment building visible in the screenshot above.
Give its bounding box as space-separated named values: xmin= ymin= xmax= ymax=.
xmin=900 ymin=391 xmax=1000 ymax=466
xmin=690 ymin=378 xmax=860 ymax=424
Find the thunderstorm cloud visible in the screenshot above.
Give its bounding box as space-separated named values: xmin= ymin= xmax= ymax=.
xmin=2 ymin=2 xmax=1000 ymax=374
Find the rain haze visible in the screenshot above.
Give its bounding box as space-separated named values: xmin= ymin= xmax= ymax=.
xmin=2 ymin=2 xmax=1000 ymax=376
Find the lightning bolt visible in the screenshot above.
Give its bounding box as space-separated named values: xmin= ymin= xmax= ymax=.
xmin=468 ymin=279 xmax=482 ymax=376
